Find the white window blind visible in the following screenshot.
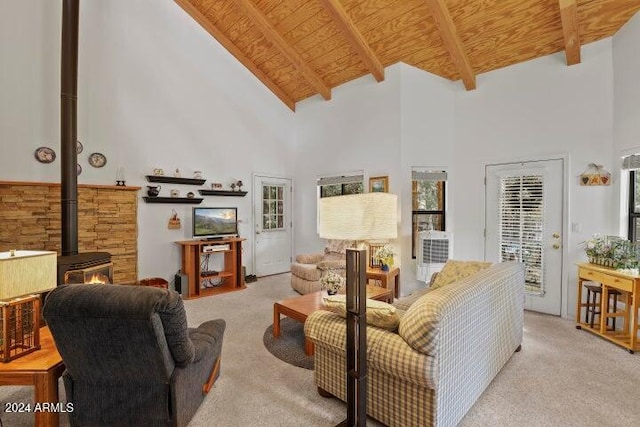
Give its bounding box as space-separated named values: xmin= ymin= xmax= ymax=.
xmin=499 ymin=174 xmax=545 ymax=295
xmin=622 ymin=154 xmax=640 ymax=170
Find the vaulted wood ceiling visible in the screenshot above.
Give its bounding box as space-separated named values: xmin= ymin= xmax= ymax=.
xmin=174 ymin=0 xmax=640 ymax=111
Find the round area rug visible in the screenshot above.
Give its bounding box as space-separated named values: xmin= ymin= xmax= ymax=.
xmin=263 ymin=318 xmax=314 ymax=370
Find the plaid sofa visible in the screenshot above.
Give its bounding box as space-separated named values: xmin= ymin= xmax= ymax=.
xmin=305 ymin=261 xmax=525 ymax=427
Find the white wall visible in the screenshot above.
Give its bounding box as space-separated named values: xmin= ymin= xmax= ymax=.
xmin=293 ymin=65 xmax=402 ymax=256
xmin=453 ymin=39 xmax=616 ymax=318
xmin=0 ymin=0 xmax=295 ymax=282
xmin=613 ymin=12 xmax=640 ymax=155
xmin=399 ymin=64 xmax=455 ymax=294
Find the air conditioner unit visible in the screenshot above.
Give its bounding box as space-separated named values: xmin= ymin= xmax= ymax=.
xmin=417 ymin=231 xmax=453 ymax=283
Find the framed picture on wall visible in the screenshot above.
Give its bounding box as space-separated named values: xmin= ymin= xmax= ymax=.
xmin=369 ymin=176 xmax=389 ymax=193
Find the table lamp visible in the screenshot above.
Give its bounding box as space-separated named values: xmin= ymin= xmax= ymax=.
xmin=318 ymin=193 xmax=397 ymax=427
xmin=0 ymin=250 xmax=57 ymax=362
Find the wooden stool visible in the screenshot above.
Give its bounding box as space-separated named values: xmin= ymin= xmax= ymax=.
xmin=584 ymin=284 xmax=621 ymax=330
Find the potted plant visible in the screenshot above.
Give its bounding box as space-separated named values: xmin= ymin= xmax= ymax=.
xmin=373 ymin=245 xmax=395 ymax=272
xmin=320 ymin=271 xmax=345 ymax=295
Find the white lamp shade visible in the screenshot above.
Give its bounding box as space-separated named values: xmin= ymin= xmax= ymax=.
xmin=318 ymin=193 xmax=397 ymax=240
xmin=0 ymin=250 xmax=57 ymax=300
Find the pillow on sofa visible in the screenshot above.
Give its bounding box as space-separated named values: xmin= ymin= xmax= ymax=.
xmin=430 ymin=260 xmax=491 ymax=290
xmin=323 ymin=295 xmax=400 ymax=331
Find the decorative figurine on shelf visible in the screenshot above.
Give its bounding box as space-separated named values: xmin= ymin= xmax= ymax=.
xmin=236 ymin=180 xmax=243 ymax=192
xmin=230 ymin=182 xmax=236 ymax=191
xmin=194 ymin=170 xmax=203 ymax=179
xmin=115 ymin=167 xmax=126 ymax=186
xmin=174 ymin=168 xmax=181 ymax=178
xmin=147 ymin=185 xmax=161 ymax=197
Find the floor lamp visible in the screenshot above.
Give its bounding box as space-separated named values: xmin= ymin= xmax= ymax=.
xmin=318 ymin=193 xmax=398 ymax=427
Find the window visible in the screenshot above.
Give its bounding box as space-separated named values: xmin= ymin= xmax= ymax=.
xmin=628 ymin=171 xmax=640 ymax=242
xmin=499 ymin=174 xmax=544 ymax=293
xmin=262 ymin=184 xmax=285 ymax=231
xmin=412 ymin=169 xmax=447 ymax=258
xmin=317 ymin=174 xmax=364 ymax=198
xmin=623 ymin=155 xmax=640 ymax=241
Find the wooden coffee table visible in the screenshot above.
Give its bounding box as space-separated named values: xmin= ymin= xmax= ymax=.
xmin=273 ymin=285 xmax=393 ymax=356
xmin=0 ymin=326 xmax=65 ymax=427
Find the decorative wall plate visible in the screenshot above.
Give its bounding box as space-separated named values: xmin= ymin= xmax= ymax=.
xmin=76 ymin=140 xmax=83 ymax=154
xmin=77 ymin=164 xmax=82 ymax=175
xmin=88 ymin=152 xmax=107 ymax=168
xmin=34 ymin=147 xmax=56 ymax=164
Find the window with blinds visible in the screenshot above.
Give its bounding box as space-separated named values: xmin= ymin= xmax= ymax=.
xmin=499 ymin=174 xmax=545 ymax=295
xmin=317 ymin=174 xmax=364 ymax=198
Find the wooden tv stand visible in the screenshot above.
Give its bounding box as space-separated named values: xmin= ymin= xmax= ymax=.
xmin=175 ymin=237 xmax=246 ymax=298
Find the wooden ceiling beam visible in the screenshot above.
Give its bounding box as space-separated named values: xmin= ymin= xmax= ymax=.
xmin=320 ymin=0 xmax=384 ymax=82
xmin=559 ymin=0 xmax=581 ymax=66
xmin=235 ymin=0 xmax=332 ymax=100
xmin=423 ymin=0 xmax=475 ymax=90
xmin=174 ymin=0 xmax=296 ymax=111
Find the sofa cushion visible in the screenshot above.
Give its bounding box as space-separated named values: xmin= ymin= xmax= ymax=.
xmin=290 ymin=263 xmax=321 ymax=281
xmin=398 ymin=292 xmax=441 ymax=356
xmin=323 ymin=295 xmax=400 ymax=331
xmin=430 ymin=260 xmax=491 ymax=290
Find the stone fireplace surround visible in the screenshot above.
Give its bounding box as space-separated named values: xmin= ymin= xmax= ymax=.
xmin=0 ymin=181 xmax=139 ymax=284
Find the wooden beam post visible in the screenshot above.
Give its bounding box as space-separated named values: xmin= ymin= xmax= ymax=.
xmin=320 ymin=0 xmax=384 ymax=82
xmin=559 ymin=0 xmax=581 ymax=66
xmin=423 ymin=0 xmax=476 ymax=90
xmin=235 ymin=0 xmax=332 ymax=100
xmin=174 ymin=0 xmax=296 ymax=111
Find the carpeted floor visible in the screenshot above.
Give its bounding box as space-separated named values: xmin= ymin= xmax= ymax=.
xmin=0 ymin=273 xmax=638 ymax=426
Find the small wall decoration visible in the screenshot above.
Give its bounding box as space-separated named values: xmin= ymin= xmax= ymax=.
xmin=168 ymin=210 xmax=181 ymax=229
xmin=580 ymin=163 xmax=611 ymax=186
xmin=88 ymin=152 xmax=107 ymax=168
xmin=369 ymin=176 xmax=389 ymax=193
xmin=34 ymin=147 xmax=56 ymax=163
xmin=76 ymin=140 xmax=83 ymax=154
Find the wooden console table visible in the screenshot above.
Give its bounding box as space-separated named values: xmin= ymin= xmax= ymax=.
xmin=366 ymin=266 xmax=400 ymax=300
xmin=576 ymin=263 xmax=640 ymax=353
xmin=175 ymin=238 xmax=245 ymax=298
xmin=0 ymin=327 xmax=65 ymax=427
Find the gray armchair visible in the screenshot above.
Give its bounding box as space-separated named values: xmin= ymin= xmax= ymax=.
xmin=43 ymin=284 xmax=225 ymax=427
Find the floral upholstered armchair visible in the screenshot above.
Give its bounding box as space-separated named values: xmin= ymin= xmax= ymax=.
xmin=290 ymin=239 xmax=355 ymax=294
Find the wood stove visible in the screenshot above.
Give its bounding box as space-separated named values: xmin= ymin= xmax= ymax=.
xmin=55 ymin=0 xmax=113 ymax=285
xmin=57 ymin=252 xmax=113 ymax=285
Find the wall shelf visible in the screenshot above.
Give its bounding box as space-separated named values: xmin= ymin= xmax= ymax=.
xmin=143 ymin=197 xmax=203 ymax=204
xmin=145 ymin=175 xmax=206 ymax=185
xmin=198 ymin=190 xmax=247 ymax=197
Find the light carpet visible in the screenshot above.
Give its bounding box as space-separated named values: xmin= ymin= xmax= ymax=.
xmin=0 ymin=273 xmax=638 ymax=426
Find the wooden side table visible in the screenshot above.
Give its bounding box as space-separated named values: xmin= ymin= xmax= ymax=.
xmin=366 ymin=266 xmax=400 ymax=300
xmin=576 ymin=263 xmax=640 ymax=353
xmin=0 ymin=326 xmax=65 ymax=427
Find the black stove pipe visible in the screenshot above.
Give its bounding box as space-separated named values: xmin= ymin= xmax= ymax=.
xmin=60 ymin=0 xmax=79 ymax=256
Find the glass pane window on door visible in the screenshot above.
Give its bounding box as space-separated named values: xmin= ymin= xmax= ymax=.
xmin=262 ymin=184 xmax=285 ymax=231
xmin=499 ymin=174 xmax=544 ymax=295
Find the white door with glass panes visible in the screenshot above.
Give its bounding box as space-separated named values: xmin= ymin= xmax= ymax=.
xmin=253 ymin=175 xmax=292 ymax=277
xmin=485 ymin=159 xmax=564 ymax=315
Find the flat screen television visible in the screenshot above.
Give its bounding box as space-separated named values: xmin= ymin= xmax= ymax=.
xmin=192 ymin=207 xmax=238 ymax=240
